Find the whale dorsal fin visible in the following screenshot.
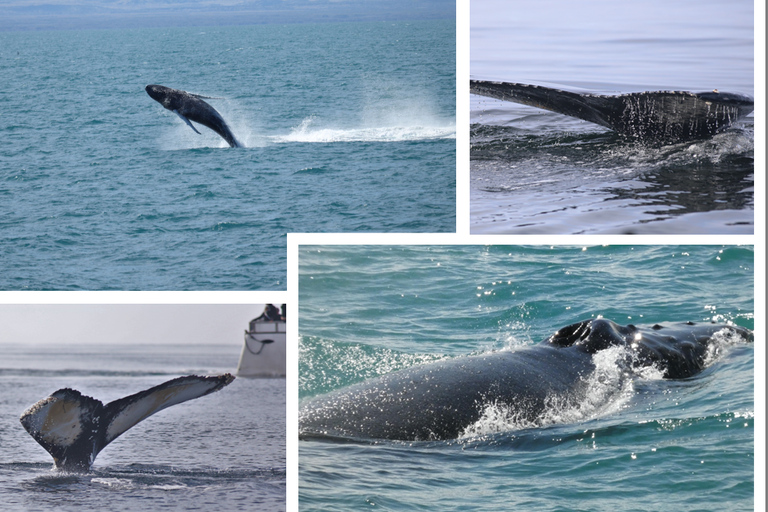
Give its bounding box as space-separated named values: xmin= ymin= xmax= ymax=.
xmin=103 ymin=374 xmax=235 ymax=446
xmin=173 ymin=109 xmax=201 ymax=134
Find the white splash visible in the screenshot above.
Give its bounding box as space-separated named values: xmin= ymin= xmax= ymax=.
xmin=91 ymin=477 xmax=134 ymax=489
xmin=458 ymin=346 xmax=639 ymax=439
xmin=271 ymin=115 xmax=455 ymax=143
xmin=702 ymin=326 xmax=750 ymax=367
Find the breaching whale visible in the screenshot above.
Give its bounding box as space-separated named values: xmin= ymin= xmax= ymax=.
xmin=299 ymin=319 xmax=751 ymax=441
xmin=470 ymin=80 xmax=754 ymax=144
xmin=20 ymin=374 xmax=234 ymax=471
xmin=146 ymin=84 xmax=242 ymax=148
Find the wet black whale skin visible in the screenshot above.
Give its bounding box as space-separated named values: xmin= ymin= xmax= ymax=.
xmin=299 ymin=319 xmax=752 ymax=441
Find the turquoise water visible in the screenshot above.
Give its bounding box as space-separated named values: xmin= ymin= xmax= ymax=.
xmin=0 ymin=19 xmax=455 ymax=290
xmin=471 ymin=0 xmax=754 ymax=234
xmin=299 ymin=245 xmax=754 ymax=511
xmin=0 ymin=342 xmax=285 ymax=511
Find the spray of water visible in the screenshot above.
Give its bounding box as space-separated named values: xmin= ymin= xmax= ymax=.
xmin=272 ymin=115 xmax=455 ymax=144
xmin=457 ymin=345 xmax=665 ymax=439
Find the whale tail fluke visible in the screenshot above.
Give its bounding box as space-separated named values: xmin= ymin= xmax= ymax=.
xmin=102 ymin=374 xmax=235 ymax=445
xmin=470 ymin=81 xmax=618 ymax=129
xmin=20 ymin=374 xmax=235 ymax=471
xmin=470 ymin=80 xmax=754 ymax=143
xmin=19 ymin=388 xmax=104 ymax=471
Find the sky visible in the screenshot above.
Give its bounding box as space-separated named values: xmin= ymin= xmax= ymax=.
xmin=0 ymin=304 xmax=267 ymax=345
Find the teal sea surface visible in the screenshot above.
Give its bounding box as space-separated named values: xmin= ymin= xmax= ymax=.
xmin=0 ymin=19 xmax=455 ymax=290
xmin=299 ymin=245 xmax=754 ymax=511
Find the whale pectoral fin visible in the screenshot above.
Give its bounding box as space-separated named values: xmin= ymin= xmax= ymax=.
xmin=173 ymin=109 xmax=201 ymax=134
xmin=103 ymin=374 xmax=235 ymax=446
xmin=19 ymin=388 xmax=104 ymax=468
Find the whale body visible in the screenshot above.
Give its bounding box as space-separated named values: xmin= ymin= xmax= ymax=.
xmin=20 ymin=374 xmax=234 ymax=471
xmin=146 ymin=84 xmax=242 ymax=148
xmin=299 ymin=319 xmax=751 ymax=441
xmin=470 ymin=81 xmax=754 ymax=144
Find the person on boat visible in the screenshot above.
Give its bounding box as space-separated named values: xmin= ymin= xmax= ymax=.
xmin=255 ymin=304 xmax=284 ymax=322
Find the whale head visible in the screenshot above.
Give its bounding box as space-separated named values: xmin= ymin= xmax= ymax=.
xmin=545 ymin=318 xmax=752 ymax=378
xmin=546 ymin=318 xmax=636 ymax=353
xmin=145 ymin=84 xmax=178 ymax=109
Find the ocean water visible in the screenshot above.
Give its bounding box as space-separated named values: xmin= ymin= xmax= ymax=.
xmin=298 ymin=245 xmax=754 ymax=511
xmin=471 ymin=0 xmax=754 ymax=234
xmin=0 ymin=343 xmax=285 ymax=511
xmin=0 ymin=19 xmax=455 ymax=290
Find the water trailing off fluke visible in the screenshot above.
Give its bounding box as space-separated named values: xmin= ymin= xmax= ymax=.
xmin=470 ymin=80 xmax=753 ymax=144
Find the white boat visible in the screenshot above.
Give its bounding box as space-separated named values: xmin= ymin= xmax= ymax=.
xmin=236 ymin=305 xmax=286 ymax=377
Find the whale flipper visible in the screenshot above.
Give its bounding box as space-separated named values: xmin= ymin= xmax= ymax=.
xmin=190 ymin=93 xmax=224 ymax=100
xmin=470 ymin=80 xmax=754 ymax=143
xmin=20 ymin=374 xmax=234 ymax=471
xmin=174 ymin=109 xmax=201 ymax=134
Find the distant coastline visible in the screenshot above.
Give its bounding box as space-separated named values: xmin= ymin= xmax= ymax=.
xmin=1 ymin=1 xmax=454 ymax=31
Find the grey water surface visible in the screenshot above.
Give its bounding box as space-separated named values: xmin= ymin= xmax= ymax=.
xmin=471 ymin=0 xmax=753 ymax=234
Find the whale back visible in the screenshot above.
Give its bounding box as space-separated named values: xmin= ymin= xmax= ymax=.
xmin=300 ymin=319 xmax=752 ymax=441
xmin=299 ymin=346 xmax=594 ymax=441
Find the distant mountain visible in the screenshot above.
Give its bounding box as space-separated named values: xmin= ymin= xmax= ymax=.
xmin=1 ymin=0 xmax=455 ymax=31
